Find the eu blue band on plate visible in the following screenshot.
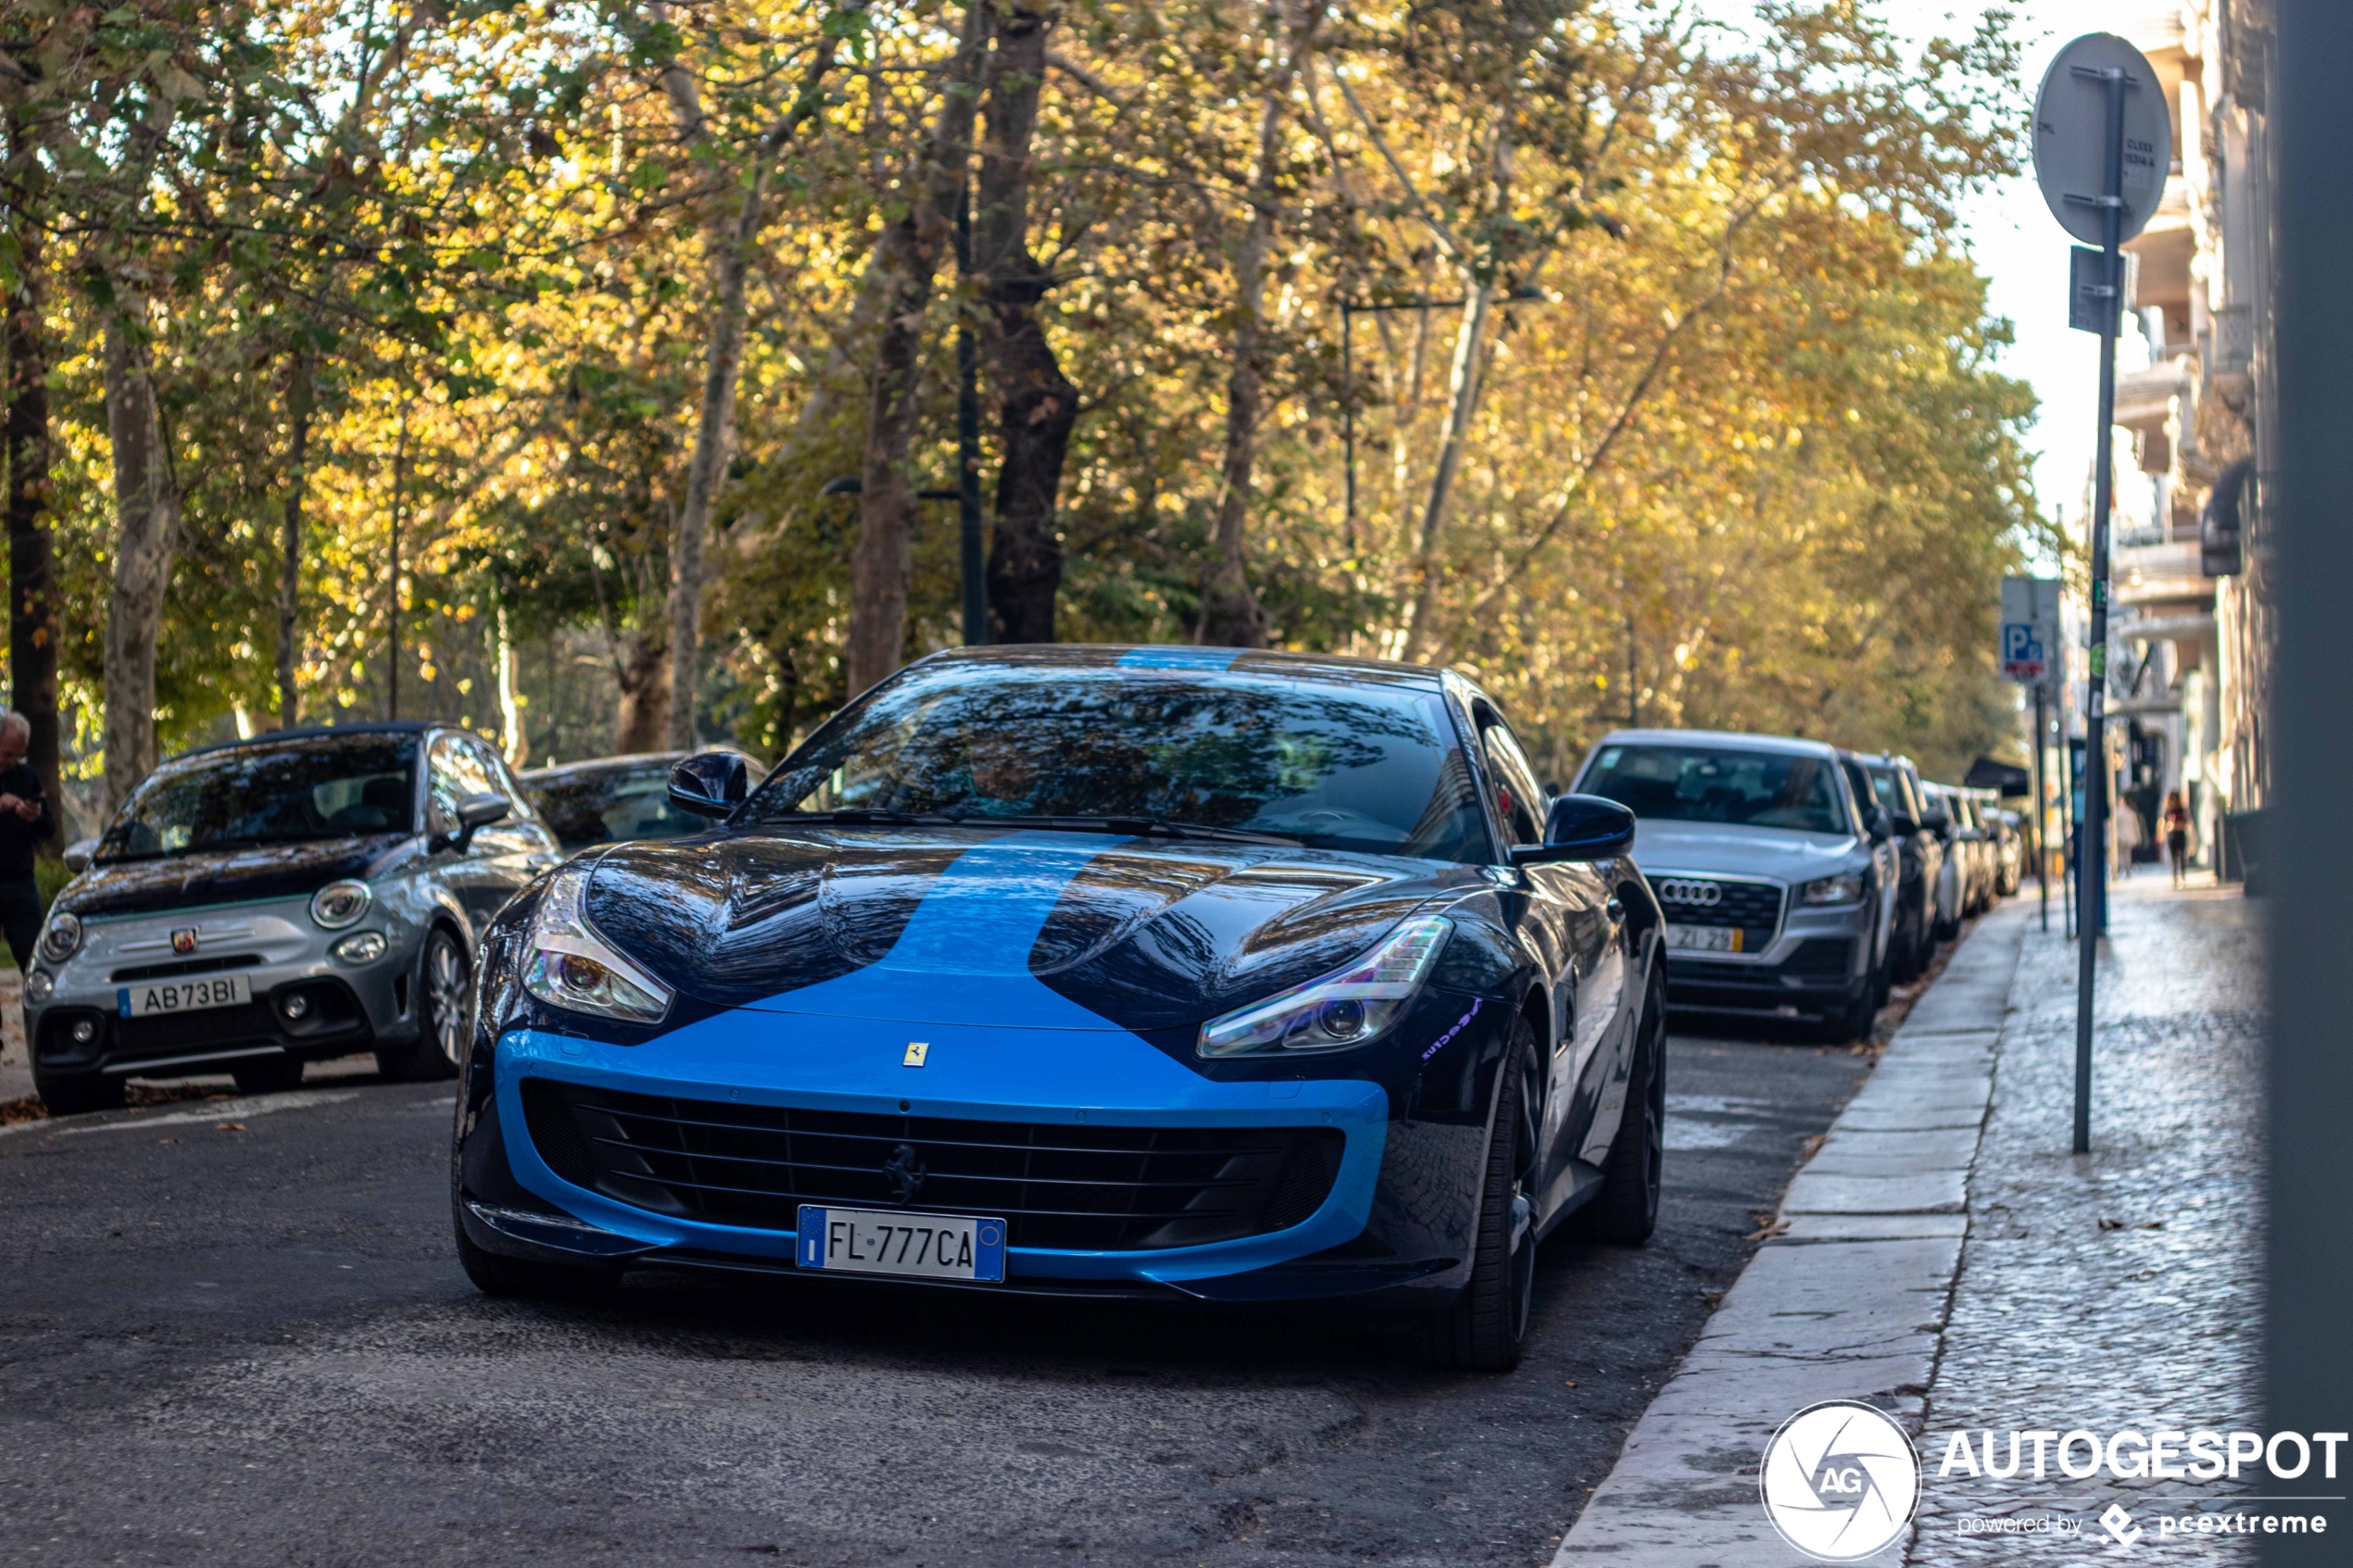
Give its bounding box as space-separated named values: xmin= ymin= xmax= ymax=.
xmin=116 ymin=988 xmax=131 ymax=1018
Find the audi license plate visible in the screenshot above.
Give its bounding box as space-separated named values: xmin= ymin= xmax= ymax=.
xmin=1665 ymin=922 xmax=1741 ymax=953
xmin=117 ymin=973 xmax=250 ymax=1018
xmin=797 ymin=1205 xmax=1006 ymax=1284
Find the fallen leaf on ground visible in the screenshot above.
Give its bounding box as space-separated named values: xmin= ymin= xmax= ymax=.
xmin=216 ymin=1122 xmax=246 ymax=1133
xmin=1744 ymin=1217 xmax=1791 ymax=1241
xmin=2097 ymin=1216 xmax=2124 ymax=1231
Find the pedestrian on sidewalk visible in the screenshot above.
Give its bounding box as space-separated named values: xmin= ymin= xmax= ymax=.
xmin=2162 ymin=789 xmax=2193 ymax=886
xmin=0 ymin=711 xmax=54 ymax=977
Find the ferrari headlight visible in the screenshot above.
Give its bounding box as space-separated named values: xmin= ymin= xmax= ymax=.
xmin=310 ymin=879 xmax=372 ymax=929
xmin=1799 ymin=873 xmax=1867 ymax=906
xmin=37 ymin=910 xmax=82 ymax=963
xmin=521 ymin=863 xmax=673 ymax=1025
xmin=1197 ymin=915 xmax=1452 ymax=1059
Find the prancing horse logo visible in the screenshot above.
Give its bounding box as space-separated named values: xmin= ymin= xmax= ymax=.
xmin=882 ymin=1143 xmax=927 ymax=1206
xmin=170 ymin=928 xmax=199 ymax=955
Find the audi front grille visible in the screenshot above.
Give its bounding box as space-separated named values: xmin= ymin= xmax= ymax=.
xmin=1652 ymin=876 xmax=1784 ymax=952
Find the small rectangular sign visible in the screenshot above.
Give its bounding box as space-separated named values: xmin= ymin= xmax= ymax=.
xmin=2001 ymin=577 xmax=2063 ymax=684
xmin=2070 ymin=245 xmax=2115 ymax=334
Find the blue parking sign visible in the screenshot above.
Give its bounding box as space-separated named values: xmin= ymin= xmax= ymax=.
xmin=2000 ymin=621 xmax=2046 ymax=681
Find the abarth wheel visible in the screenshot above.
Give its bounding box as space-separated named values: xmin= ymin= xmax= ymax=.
xmin=378 ymin=928 xmax=469 ymax=1083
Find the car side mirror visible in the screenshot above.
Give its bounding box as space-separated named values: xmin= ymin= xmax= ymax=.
xmin=1920 ymin=808 xmax=1952 ymax=835
xmin=669 ymin=751 xmax=749 ymax=819
xmin=1866 ymin=805 xmax=1893 ymax=843
xmin=1510 ymin=794 xmax=1636 ymax=865
xmin=63 ymin=838 xmax=95 ymax=874
xmin=1890 ymin=813 xmax=1920 ymax=838
xmin=437 ymin=791 xmax=511 ymax=854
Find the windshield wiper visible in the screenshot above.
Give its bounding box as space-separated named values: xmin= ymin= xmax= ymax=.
xmin=944 ymin=814 xmax=1302 ymax=847
xmin=786 ymin=809 xmax=962 ymax=827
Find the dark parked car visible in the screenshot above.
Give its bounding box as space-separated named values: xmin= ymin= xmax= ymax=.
xmin=454 ymin=646 xmax=1666 ymax=1371
xmin=519 ymin=748 xmax=764 ymax=852
xmin=1847 ymin=751 xmax=1943 ymax=982
xmin=26 ymin=722 xmax=562 ymax=1112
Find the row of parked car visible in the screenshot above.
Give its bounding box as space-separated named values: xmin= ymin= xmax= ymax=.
xmin=1567 ymin=729 xmax=2021 ymax=1042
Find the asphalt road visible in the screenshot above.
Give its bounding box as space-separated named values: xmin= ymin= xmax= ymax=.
xmin=0 ymin=1028 xmax=1868 ymax=1567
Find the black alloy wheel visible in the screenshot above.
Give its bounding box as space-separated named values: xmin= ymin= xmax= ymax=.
xmin=231 ymin=1056 xmax=305 ymax=1095
xmin=1575 ymin=960 xmax=1667 ymax=1244
xmin=378 ymin=928 xmax=469 ymax=1083
xmin=1426 ymin=1019 xmax=1543 ymax=1372
xmin=31 ymin=1068 xmax=124 ymax=1116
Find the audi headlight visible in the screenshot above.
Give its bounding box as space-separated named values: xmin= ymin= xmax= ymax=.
xmin=37 ymin=910 xmax=81 ymax=963
xmin=521 ymin=863 xmax=673 ymax=1025
xmin=310 ymin=879 xmax=372 ymax=930
xmin=1799 ymin=873 xmax=1867 ymax=906
xmin=1198 ymin=915 xmax=1452 ymax=1059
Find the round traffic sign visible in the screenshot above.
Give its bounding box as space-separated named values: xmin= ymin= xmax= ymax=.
xmin=2032 ymin=32 xmax=2172 ymax=245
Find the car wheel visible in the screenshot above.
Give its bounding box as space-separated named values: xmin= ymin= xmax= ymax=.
xmin=455 ymin=1213 xmax=621 ymax=1302
xmin=231 ymin=1056 xmax=305 ymax=1095
xmin=1425 ymin=1019 xmax=1541 ymax=1372
xmin=378 ymin=928 xmax=469 ymax=1083
xmin=1818 ymin=979 xmax=1876 ymax=1044
xmin=32 ymin=1069 xmax=124 ymax=1116
xmin=1576 ymin=962 xmax=1666 ymax=1245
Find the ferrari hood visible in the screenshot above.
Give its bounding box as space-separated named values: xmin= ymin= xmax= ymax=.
xmin=582 ymin=826 xmax=1478 ymax=1031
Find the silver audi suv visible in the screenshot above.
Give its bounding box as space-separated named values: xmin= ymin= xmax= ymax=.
xmin=1570 ymin=729 xmax=1894 ymax=1041
xmin=27 ymin=722 xmax=561 ymax=1113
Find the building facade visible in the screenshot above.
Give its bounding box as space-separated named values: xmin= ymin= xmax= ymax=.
xmin=2109 ymin=1 xmax=2276 ymax=872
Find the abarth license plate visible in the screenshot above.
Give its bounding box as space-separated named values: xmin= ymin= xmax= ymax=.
xmin=797 ymin=1205 xmax=1006 ymax=1283
xmin=117 ymin=973 xmax=250 ymax=1018
xmin=1664 ymin=922 xmax=1741 ymax=953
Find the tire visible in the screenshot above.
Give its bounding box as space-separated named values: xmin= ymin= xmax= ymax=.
xmin=231 ymin=1056 xmax=305 ymax=1095
xmin=1577 ymin=962 xmax=1666 ymax=1245
xmin=1818 ymin=979 xmax=1876 ymax=1044
xmin=455 ymin=1216 xmax=622 ymax=1302
xmin=378 ymin=928 xmax=469 ymax=1083
xmin=33 ymin=1069 xmax=125 ymax=1116
xmin=1425 ymin=1020 xmax=1541 ymax=1372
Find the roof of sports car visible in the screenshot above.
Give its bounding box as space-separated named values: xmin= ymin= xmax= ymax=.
xmin=912 ymin=644 xmax=1448 ymax=688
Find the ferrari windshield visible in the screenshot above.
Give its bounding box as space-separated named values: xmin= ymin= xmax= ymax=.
xmin=97 ymin=734 xmax=419 ymax=862
xmin=1580 ymin=742 xmax=1852 ymax=836
xmin=746 ymin=664 xmax=1487 ymax=861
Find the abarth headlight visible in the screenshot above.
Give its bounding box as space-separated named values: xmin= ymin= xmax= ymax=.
xmin=310 ymin=879 xmax=372 ymax=929
xmin=521 ymin=862 xmax=673 ymax=1025
xmin=37 ymin=910 xmax=81 ymax=963
xmin=330 ymin=931 xmax=388 ymax=964
xmin=1799 ymin=873 xmax=1867 ymax=906
xmin=1197 ymin=915 xmax=1452 ymax=1059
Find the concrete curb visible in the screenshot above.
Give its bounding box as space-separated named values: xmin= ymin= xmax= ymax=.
xmin=1551 ymin=900 xmax=2031 ymax=1567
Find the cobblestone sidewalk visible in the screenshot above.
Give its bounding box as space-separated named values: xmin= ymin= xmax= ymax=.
xmin=1910 ymin=872 xmax=2265 ymax=1562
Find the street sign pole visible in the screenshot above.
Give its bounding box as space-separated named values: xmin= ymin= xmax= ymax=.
xmin=2033 ymin=682 xmax=2050 ymax=932
xmin=2070 ymin=64 xmax=2127 ymax=1158
xmin=2035 ymin=31 xmax=2164 ymax=1156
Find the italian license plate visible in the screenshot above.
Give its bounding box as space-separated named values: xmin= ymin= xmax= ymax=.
xmin=1665 ymin=922 xmax=1742 ymax=953
xmin=117 ymin=973 xmax=250 ymax=1018
xmin=797 ymin=1205 xmax=1006 ymax=1284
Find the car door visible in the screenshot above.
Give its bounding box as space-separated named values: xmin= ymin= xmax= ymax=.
xmin=1840 ymin=757 xmax=1896 ymax=972
xmin=425 ymin=734 xmax=512 ymax=937
xmin=1475 ymin=705 xmax=1624 ymax=1191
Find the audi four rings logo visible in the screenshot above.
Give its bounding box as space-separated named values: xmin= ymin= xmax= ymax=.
xmin=1655 ymin=879 xmax=1723 ymax=906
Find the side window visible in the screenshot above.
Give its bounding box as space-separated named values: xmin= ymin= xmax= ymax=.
xmin=428 ymin=734 xmax=497 ymax=826
xmin=465 ymin=737 xmax=533 ymax=821
xmin=1478 ymin=717 xmax=1547 ymax=847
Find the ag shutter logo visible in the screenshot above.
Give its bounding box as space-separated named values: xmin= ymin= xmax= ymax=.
xmin=1760 ymin=1400 xmax=1922 ymax=1562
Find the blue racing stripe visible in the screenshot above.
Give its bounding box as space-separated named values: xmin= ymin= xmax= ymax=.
xmin=1114 ymin=646 xmax=1241 ymax=671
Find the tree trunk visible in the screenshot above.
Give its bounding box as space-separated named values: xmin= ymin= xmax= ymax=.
xmin=1201 ymin=3 xmax=1320 ymax=648
xmin=846 ymin=2 xmax=988 ymax=695
xmin=101 ymin=307 xmax=182 ymax=814
xmin=614 ymin=633 xmax=671 ymax=753
xmin=3 ymin=195 xmax=59 ymax=824
xmin=277 ymin=348 xmax=315 ymax=728
xmin=496 ymin=604 xmax=528 ymax=767
xmin=977 ymin=2 xmax=1078 ymax=646
xmin=1400 ymin=277 xmax=1491 ymax=661
xmin=668 ymin=31 xmax=852 ymax=745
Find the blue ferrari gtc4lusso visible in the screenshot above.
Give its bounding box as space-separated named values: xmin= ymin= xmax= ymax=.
xmin=452 ymin=646 xmax=1666 ymax=1368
